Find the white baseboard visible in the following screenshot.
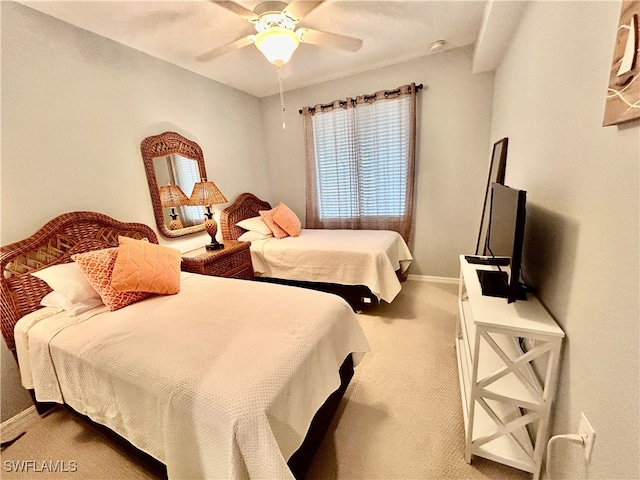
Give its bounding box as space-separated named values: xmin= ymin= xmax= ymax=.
xmin=407 ymin=274 xmax=458 ymax=284
xmin=1 ymin=405 xmax=36 ymax=433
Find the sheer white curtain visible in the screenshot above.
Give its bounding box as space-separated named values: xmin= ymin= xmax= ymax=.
xmin=302 ymin=83 xmax=418 ymax=244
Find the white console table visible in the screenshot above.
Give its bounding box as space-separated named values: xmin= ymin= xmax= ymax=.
xmin=455 ymin=255 xmax=564 ymax=479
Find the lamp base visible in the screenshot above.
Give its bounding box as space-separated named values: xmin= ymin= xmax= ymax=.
xmin=168 ymin=209 xmax=183 ymax=230
xmin=169 ymin=219 xmax=184 ymax=230
xmin=206 ymin=241 xmax=224 ymax=251
xmin=204 ymin=210 xmax=223 ymax=251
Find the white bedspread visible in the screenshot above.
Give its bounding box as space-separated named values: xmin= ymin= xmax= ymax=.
xmin=250 ymin=229 xmax=413 ymax=303
xmin=15 ymin=272 xmax=369 ymax=480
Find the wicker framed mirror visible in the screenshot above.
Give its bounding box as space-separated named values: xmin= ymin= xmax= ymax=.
xmin=141 ymin=131 xmax=207 ymax=238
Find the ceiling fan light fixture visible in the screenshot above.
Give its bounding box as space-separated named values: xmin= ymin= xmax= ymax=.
xmin=254 ymin=27 xmax=300 ymax=66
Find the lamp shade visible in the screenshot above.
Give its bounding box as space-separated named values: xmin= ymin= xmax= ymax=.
xmin=254 ymin=27 xmax=300 ymax=66
xmin=188 ymin=180 xmax=227 ymax=207
xmin=159 ymin=184 xmax=189 ymax=207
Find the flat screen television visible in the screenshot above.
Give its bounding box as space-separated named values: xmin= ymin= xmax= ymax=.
xmin=477 ymin=183 xmax=527 ymax=303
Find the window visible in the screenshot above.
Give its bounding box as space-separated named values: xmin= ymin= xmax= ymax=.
xmin=302 ymin=83 xmax=419 ymax=243
xmin=313 ymin=97 xmax=410 ymax=219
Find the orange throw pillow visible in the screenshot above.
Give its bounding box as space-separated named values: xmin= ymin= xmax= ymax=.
xmin=272 ymin=202 xmax=301 ymax=237
xmin=260 ymin=207 xmax=289 ymax=239
xmin=72 ymin=248 xmax=149 ymax=311
xmin=110 ymin=236 xmax=181 ymax=295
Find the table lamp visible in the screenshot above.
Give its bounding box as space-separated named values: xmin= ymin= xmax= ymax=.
xmin=159 ymin=183 xmax=189 ymax=230
xmin=188 ymin=179 xmax=228 ymax=250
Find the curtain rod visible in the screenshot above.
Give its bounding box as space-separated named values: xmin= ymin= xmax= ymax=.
xmin=299 ymin=83 xmax=424 ymax=115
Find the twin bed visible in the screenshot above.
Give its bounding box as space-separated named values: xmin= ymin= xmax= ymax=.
xmin=220 ymin=193 xmax=413 ymax=309
xmin=1 ymin=211 xmax=370 ymax=479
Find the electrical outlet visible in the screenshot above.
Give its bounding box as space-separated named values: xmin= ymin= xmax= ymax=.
xmin=579 ymin=412 xmax=596 ymax=463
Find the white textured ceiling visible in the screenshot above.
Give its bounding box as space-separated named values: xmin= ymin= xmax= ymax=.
xmin=19 ymin=0 xmax=491 ymax=98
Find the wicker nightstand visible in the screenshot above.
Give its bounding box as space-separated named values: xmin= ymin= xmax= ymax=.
xmin=181 ymin=241 xmax=253 ymax=280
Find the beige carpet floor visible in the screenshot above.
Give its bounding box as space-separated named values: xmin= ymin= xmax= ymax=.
xmin=1 ymin=279 xmax=529 ymax=479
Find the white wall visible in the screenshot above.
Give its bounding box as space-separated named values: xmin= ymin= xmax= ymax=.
xmin=0 ymin=2 xmax=272 ymax=421
xmin=491 ymin=2 xmax=639 ymax=478
xmin=1 ymin=2 xmax=271 ymax=250
xmin=259 ymin=46 xmax=495 ymax=277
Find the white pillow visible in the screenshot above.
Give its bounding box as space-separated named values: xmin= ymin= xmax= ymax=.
xmin=40 ymin=291 xmax=104 ymax=317
xmin=238 ymin=230 xmax=273 ymax=242
xmin=31 ymin=262 xmax=99 ymax=303
xmin=236 ymin=216 xmax=273 ymax=236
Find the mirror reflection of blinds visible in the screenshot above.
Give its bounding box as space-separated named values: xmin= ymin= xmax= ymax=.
xmin=170 ymin=154 xmax=204 ymax=225
xmin=312 ymin=97 xmax=409 ymax=220
xmin=164 ymin=157 xmax=176 ymax=184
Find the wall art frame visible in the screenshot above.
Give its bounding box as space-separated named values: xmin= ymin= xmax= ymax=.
xmin=603 ymin=0 xmax=640 ymax=126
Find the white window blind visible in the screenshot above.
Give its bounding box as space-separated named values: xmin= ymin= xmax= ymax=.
xmin=312 ymin=96 xmax=410 ymax=220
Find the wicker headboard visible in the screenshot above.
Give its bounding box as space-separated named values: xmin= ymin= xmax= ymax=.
xmin=220 ymin=193 xmax=272 ymax=241
xmin=0 ymin=211 xmax=157 ymax=351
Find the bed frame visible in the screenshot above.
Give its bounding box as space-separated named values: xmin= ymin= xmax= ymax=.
xmin=0 ymin=211 xmax=157 ymax=352
xmin=0 ymin=210 xmax=352 ymax=479
xmin=220 ymin=193 xmax=398 ymax=311
xmin=220 ymin=192 xmax=273 ymax=243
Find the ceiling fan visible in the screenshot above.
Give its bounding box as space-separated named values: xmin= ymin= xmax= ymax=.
xmin=196 ymin=1 xmax=363 ymax=66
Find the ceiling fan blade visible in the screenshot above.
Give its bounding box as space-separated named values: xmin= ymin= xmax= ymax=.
xmin=282 ymin=1 xmax=323 ymax=22
xmin=213 ymin=1 xmax=259 ymax=22
xmin=297 ymin=28 xmax=363 ymax=52
xmin=195 ymin=35 xmax=255 ymax=62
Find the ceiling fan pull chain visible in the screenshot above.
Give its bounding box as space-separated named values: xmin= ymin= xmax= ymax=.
xmin=277 ymin=66 xmax=286 ymax=130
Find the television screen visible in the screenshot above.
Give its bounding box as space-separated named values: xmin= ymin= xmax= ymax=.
xmin=477 ymin=183 xmax=527 ymax=303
